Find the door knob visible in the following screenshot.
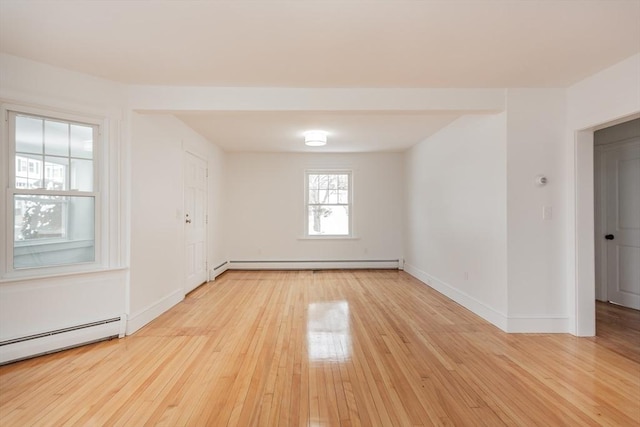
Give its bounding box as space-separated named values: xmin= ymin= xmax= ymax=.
xmin=605 ymin=234 xmax=615 ymax=240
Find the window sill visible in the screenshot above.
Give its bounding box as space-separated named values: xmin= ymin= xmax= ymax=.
xmin=14 ymin=239 xmax=94 ymax=254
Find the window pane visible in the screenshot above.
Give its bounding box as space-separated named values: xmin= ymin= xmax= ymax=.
xmin=70 ymin=124 xmax=94 ymax=159
xmin=338 ymin=190 xmax=348 ymax=204
xmin=308 ymin=174 xmax=320 ymax=190
xmin=13 ymin=195 xmax=95 ymax=269
xmin=44 ymin=120 xmax=69 ymax=156
xmin=318 ymin=189 xmax=329 ymax=203
xmin=70 ymin=158 xmax=93 ymax=191
xmin=15 ymin=153 xmax=44 ymax=189
xmin=15 ymin=115 xmax=43 ymax=155
xmin=328 ymin=175 xmax=337 ymax=190
xmin=308 ymin=205 xmax=349 ymax=235
xmin=44 ymin=156 xmax=68 ymax=190
xmin=309 ymin=187 xmax=319 ymax=204
xmin=327 ymin=191 xmax=338 ymax=204
xmin=338 ymin=175 xmax=348 ymax=190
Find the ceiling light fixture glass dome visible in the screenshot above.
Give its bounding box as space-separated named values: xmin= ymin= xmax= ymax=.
xmin=304 ymin=130 xmax=328 ymax=146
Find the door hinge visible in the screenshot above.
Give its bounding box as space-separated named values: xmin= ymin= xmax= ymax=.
xmin=206 ymin=169 xmax=209 ymax=178
xmin=206 ymin=214 xmax=208 ymax=224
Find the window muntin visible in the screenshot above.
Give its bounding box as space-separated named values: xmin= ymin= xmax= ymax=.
xmin=8 ymin=111 xmax=98 ymax=270
xmin=306 ymin=171 xmax=352 ymax=236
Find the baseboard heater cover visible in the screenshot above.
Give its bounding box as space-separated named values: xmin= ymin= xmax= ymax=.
xmin=0 ymin=317 xmax=121 ymax=365
xmin=228 ymin=259 xmax=400 ymax=270
xmin=214 ymin=261 xmax=228 ymax=271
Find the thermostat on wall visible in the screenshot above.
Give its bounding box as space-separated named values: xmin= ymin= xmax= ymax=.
xmin=535 ymin=175 xmax=548 ymax=186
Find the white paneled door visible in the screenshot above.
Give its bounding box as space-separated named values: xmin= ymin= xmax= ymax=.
xmin=184 ymin=152 xmax=208 ymax=294
xmin=605 ymin=139 xmax=640 ymax=310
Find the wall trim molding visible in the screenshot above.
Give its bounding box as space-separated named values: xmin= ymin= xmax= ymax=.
xmin=505 ymin=316 xmax=570 ymax=333
xmin=404 ymin=263 xmax=571 ymax=333
xmin=228 ymin=259 xmax=399 ymax=271
xmin=126 ymin=289 xmax=184 ymax=335
xmin=404 ymin=263 xmax=509 ymax=331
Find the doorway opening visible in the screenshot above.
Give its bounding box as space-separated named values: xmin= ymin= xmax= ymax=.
xmin=592 ymin=118 xmax=640 ymax=361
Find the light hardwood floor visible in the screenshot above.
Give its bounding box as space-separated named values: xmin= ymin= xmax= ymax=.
xmin=1 ymin=270 xmax=639 ymax=426
xmin=595 ymin=300 xmax=640 ymax=364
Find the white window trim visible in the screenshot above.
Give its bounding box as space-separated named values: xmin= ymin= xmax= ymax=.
xmin=1 ymin=102 xmax=106 ymax=280
xmin=304 ymin=169 xmax=353 ymax=238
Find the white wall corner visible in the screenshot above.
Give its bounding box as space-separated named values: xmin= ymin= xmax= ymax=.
xmin=126 ymin=289 xmax=184 ymax=335
xmin=403 ymin=263 xmax=508 ymax=332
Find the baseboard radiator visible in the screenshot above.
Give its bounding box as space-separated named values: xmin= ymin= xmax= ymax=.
xmin=209 ymin=261 xmax=229 ymax=281
xmin=228 ymin=259 xmax=401 ymax=270
xmin=0 ymin=317 xmax=122 ymax=365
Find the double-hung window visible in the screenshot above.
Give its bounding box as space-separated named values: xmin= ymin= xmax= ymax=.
xmin=305 ymin=171 xmax=352 ymax=237
xmin=7 ymin=109 xmax=98 ymax=271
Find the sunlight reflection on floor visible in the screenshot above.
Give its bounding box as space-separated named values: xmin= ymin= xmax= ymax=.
xmin=307 ymin=301 xmax=351 ymax=363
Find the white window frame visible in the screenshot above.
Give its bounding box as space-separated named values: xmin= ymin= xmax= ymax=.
xmin=1 ymin=103 xmax=104 ymax=279
xmin=304 ymin=170 xmax=353 ymax=238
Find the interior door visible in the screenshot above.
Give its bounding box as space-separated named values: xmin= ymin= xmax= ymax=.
xmin=184 ymin=152 xmax=208 ymax=294
xmin=605 ymin=138 xmax=640 ymax=310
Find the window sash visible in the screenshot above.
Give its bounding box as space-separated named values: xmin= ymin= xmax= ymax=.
xmin=4 ymin=107 xmax=102 ymax=275
xmin=305 ymin=171 xmax=352 ymax=237
xmin=9 ymin=111 xmax=98 ymax=194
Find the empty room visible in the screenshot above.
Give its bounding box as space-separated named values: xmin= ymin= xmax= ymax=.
xmin=1 ymin=1 xmax=639 ymax=426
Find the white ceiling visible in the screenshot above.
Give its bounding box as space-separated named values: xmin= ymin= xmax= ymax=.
xmin=1 ymin=0 xmax=638 ymax=152
xmin=176 ymin=111 xmax=460 ymax=152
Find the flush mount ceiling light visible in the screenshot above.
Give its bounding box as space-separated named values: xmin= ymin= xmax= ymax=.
xmin=304 ymin=130 xmax=328 ymax=147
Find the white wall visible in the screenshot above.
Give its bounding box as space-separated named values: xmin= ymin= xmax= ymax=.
xmin=404 ymin=91 xmax=570 ymax=333
xmin=567 ymin=54 xmax=640 ymax=131
xmin=0 ymin=54 xmax=127 ymax=362
xmin=224 ymin=152 xmax=403 ymax=265
xmin=567 ymin=53 xmax=640 ymax=335
xmin=128 ymin=113 xmax=226 ymax=334
xmin=505 ymin=89 xmax=568 ymax=331
xmin=404 ymin=114 xmax=508 ymax=328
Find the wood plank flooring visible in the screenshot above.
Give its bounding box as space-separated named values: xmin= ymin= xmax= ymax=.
xmin=1 ymin=270 xmax=639 ymax=426
xmin=595 ymin=300 xmax=640 ymax=364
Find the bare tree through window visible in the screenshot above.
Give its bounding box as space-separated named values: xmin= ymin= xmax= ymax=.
xmin=307 ymin=172 xmax=350 ymax=236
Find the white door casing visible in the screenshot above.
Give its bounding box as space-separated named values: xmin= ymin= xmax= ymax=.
xmin=184 ymin=152 xmax=208 ymax=294
xmin=604 ymin=138 xmax=640 ymax=310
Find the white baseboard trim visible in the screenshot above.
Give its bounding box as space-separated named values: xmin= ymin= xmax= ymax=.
xmin=228 ymin=259 xmax=399 ymax=270
xmin=404 ymin=263 xmax=570 ymax=333
xmin=0 ymin=318 xmax=122 ymax=365
xmin=126 ymin=289 xmax=184 ymax=335
xmin=404 ymin=263 xmax=508 ymax=331
xmin=505 ymin=316 xmax=570 ymax=333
